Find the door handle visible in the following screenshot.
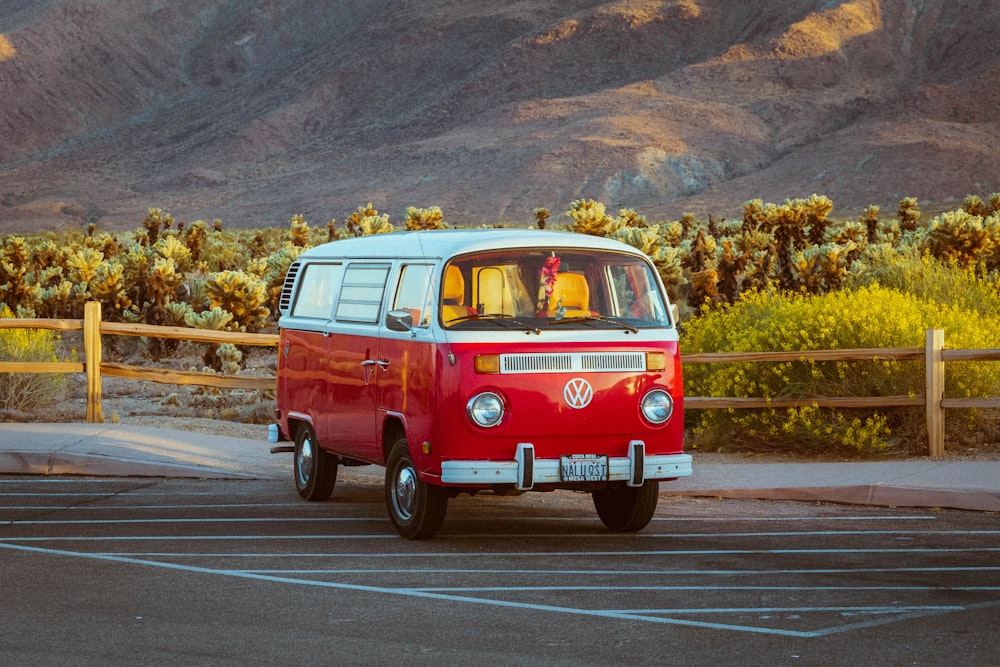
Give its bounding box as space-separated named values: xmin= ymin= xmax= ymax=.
xmin=361 ymin=359 xmax=389 ymax=370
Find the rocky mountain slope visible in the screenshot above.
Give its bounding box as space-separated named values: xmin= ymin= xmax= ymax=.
xmin=0 ymin=0 xmax=997 ymax=231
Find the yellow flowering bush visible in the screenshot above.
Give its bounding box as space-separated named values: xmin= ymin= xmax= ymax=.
xmin=0 ymin=305 xmax=67 ymax=412
xmin=683 ymin=285 xmax=1000 ymax=454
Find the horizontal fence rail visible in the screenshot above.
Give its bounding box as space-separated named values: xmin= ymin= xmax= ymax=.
xmin=1 ymin=303 xmax=998 ymax=457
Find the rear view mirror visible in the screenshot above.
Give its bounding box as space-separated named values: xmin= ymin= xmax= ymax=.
xmin=386 ymin=309 xmax=414 ymax=332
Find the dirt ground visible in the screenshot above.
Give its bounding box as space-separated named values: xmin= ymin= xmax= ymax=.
xmin=1 ymin=0 xmax=998 ymax=231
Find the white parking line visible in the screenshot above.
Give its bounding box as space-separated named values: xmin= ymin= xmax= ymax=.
xmin=1 ymin=540 xmax=991 ymax=638
xmin=0 ymin=503 xmax=316 ymax=510
xmin=238 ymin=566 xmax=1000 ymax=575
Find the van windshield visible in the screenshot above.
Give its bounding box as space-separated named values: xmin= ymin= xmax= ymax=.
xmin=440 ymin=248 xmax=671 ymax=330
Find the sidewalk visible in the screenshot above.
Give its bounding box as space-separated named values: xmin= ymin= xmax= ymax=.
xmin=1 ymin=423 xmax=998 ymax=512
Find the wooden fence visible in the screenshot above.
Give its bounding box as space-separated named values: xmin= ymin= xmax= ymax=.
xmin=0 ymin=302 xmax=278 ymax=423
xmin=684 ymin=328 xmax=1000 ymax=458
xmin=1 ymin=303 xmax=998 ymax=457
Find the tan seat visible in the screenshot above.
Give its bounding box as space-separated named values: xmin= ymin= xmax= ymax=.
xmin=547 ymin=272 xmax=590 ymax=317
xmin=441 ymin=265 xmax=468 ymax=323
xmin=473 ymin=266 xmax=512 ymax=316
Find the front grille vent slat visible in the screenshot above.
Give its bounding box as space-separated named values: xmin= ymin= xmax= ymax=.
xmin=499 ymin=352 xmax=645 ymax=374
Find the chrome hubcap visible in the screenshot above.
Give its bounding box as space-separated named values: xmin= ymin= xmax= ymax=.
xmin=297 ymin=436 xmax=313 ymax=485
xmin=393 ymin=465 xmax=417 ymax=520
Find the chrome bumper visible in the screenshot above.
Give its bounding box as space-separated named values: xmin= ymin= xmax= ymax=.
xmin=440 ymin=441 xmax=692 ymax=491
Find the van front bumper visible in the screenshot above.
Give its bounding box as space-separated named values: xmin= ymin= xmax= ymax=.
xmin=440 ymin=441 xmax=692 ymax=491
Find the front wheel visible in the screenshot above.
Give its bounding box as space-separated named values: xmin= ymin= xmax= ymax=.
xmin=294 ymin=423 xmax=337 ymax=501
xmin=384 ymin=438 xmax=447 ymax=539
xmin=592 ymin=480 xmax=659 ymax=532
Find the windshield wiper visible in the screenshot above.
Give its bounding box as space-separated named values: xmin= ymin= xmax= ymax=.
xmin=446 ymin=313 xmax=540 ymax=334
xmin=545 ymin=315 xmax=639 ymax=334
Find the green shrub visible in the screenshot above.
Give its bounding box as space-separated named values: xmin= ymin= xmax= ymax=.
xmin=682 ymin=285 xmax=1000 ymax=454
xmin=0 ymin=306 xmax=67 ymax=413
xmin=846 ymin=248 xmax=1000 ymax=318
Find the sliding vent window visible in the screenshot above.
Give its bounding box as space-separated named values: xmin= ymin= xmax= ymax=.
xmin=335 ymin=263 xmax=390 ymax=323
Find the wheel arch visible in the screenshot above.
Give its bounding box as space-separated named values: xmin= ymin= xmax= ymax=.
xmin=381 ymin=413 xmax=407 ymax=464
xmin=286 ymin=413 xmax=315 ymax=442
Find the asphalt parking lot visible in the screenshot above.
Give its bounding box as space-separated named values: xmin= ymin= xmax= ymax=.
xmin=2 ymin=475 xmax=998 ymax=666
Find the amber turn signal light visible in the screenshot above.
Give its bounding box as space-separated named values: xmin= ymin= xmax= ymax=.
xmin=474 ymin=354 xmax=501 ymax=374
xmin=645 ymin=351 xmax=666 ymax=372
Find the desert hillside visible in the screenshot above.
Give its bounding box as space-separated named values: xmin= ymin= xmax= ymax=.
xmin=0 ymin=0 xmax=997 ymax=231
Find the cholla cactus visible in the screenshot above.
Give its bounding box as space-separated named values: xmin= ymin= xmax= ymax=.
xmin=184 ymin=220 xmax=208 ymax=262
xmin=289 ymin=214 xmax=310 ymax=246
xmin=989 ymin=193 xmax=1000 ymax=214
xmin=204 ymin=269 xmax=270 ymax=332
xmin=566 ymin=199 xmax=616 ymax=237
xmin=860 ymin=205 xmax=880 ymax=244
xmin=405 ymin=206 xmax=446 ymax=230
xmin=141 ymin=208 xmax=173 ymax=245
xmin=803 ymin=194 xmax=834 ymax=246
xmin=793 ymin=242 xmax=858 ymax=294
xmin=741 ymin=199 xmax=768 ymax=234
xmin=147 ymin=257 xmax=182 ymax=308
xmin=91 ymin=262 xmax=133 ymax=317
xmin=716 ymin=238 xmax=748 ymax=304
xmin=154 ymin=234 xmax=192 ymax=273
xmin=163 ymin=301 xmax=193 ymax=326
xmin=688 ymin=269 xmax=718 ymax=307
xmin=921 ymin=210 xmax=1000 ymax=268
xmin=533 ymin=208 xmax=550 ymax=229
xmin=185 ymin=305 xmax=237 ymax=331
xmin=660 ymin=220 xmax=684 ymax=246
xmin=963 ymin=195 xmax=988 ymax=217
xmin=615 ymin=208 xmax=648 ymax=229
xmin=215 ymin=343 xmax=243 ymax=375
xmin=346 ymin=203 xmax=393 ymax=237
xmin=683 ymin=228 xmax=717 ymax=273
xmin=897 ymin=197 xmax=921 ymax=232
xmin=66 ymin=247 xmax=103 ymax=288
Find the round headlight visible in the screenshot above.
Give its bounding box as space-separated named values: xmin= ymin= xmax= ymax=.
xmin=641 ymin=389 xmax=674 ymax=425
xmin=467 ymin=392 xmax=505 ymax=428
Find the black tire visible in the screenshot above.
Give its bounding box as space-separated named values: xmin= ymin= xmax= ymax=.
xmin=384 ymin=438 xmax=447 ymax=539
xmin=592 ymin=480 xmax=659 ymax=532
xmin=294 ymin=423 xmax=337 ymax=501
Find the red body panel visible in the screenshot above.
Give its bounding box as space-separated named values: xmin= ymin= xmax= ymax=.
xmin=423 ymin=340 xmax=683 ymax=478
xmin=278 ymin=332 xmax=683 ymax=482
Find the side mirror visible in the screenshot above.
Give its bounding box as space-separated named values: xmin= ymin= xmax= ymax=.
xmin=386 ymin=309 xmax=414 ymax=332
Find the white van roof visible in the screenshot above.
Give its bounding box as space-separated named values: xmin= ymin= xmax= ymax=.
xmin=297 ymin=229 xmax=646 ymax=261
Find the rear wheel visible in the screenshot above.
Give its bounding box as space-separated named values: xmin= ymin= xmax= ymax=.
xmin=385 ymin=438 xmax=447 ymax=539
xmin=294 ymin=423 xmax=337 ymax=501
xmin=592 ymin=480 xmax=659 ymax=532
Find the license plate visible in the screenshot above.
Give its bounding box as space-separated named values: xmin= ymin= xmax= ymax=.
xmin=560 ymin=454 xmax=608 ymax=482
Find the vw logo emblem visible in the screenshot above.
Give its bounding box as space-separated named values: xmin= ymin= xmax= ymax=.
xmin=563 ymin=378 xmax=593 ymax=409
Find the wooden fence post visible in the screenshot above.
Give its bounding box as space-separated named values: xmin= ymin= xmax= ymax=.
xmin=84 ymin=301 xmax=103 ymax=424
xmin=925 ymin=328 xmax=945 ymax=458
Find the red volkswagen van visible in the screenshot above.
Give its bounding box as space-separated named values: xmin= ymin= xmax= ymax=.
xmin=272 ymin=229 xmax=690 ymax=538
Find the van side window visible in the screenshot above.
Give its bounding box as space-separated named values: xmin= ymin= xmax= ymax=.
xmin=336 ymin=263 xmax=390 ymax=323
xmin=393 ymin=264 xmax=434 ymax=327
xmin=291 ymin=263 xmax=342 ymax=319
xmin=608 ymin=264 xmax=666 ymax=324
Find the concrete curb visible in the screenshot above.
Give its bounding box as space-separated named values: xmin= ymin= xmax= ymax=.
xmin=0 ymin=450 xmax=262 ymax=479
xmin=667 ymin=486 xmax=1000 ymax=512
